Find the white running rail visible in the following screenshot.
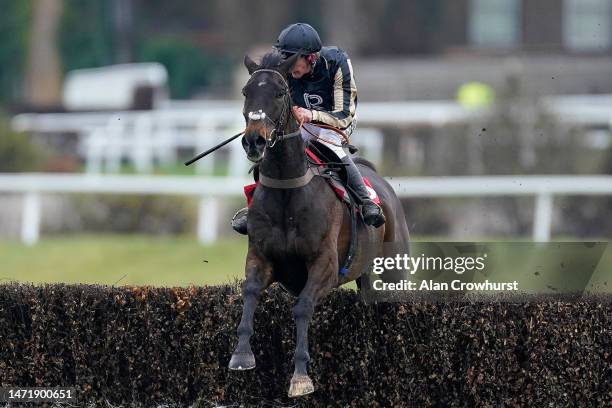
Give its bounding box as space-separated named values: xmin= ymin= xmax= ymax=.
xmin=1 ymin=174 xmax=611 ymax=245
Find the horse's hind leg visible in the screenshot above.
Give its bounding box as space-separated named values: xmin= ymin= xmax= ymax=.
xmin=288 ymin=250 xmax=337 ymax=397
xmin=229 ymin=248 xmax=273 ymax=371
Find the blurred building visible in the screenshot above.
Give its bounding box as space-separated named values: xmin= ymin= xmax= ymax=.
xmin=346 ymin=0 xmax=612 ymax=56
xmin=4 ymin=0 xmax=612 ymax=105
xmin=347 ymin=0 xmax=612 ymax=100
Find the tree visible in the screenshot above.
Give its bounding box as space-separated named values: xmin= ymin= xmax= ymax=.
xmin=25 ymin=0 xmax=63 ymax=108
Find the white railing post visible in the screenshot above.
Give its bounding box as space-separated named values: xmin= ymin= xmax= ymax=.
xmin=105 ymin=119 xmax=125 ymax=173
xmin=154 ymin=113 xmax=176 ymax=167
xmin=197 ymin=196 xmax=220 ymax=244
xmin=84 ymin=128 xmax=104 ymax=174
xmin=132 ymin=113 xmax=153 ymax=173
xmin=21 ymin=191 xmax=41 ymax=246
xmin=533 ymin=193 xmax=553 ymax=242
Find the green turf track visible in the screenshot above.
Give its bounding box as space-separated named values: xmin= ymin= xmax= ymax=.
xmin=1 ymin=235 xmax=248 ymax=287
xmin=1 ymin=235 xmax=609 ymax=293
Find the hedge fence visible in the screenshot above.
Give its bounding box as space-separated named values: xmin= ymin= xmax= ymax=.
xmin=0 ymin=283 xmax=610 ymax=407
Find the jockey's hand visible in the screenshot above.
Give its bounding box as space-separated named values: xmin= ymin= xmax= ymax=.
xmin=292 ymin=106 xmax=313 ymax=123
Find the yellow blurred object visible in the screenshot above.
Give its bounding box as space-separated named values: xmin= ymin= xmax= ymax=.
xmin=456 ymin=81 xmax=495 ymax=109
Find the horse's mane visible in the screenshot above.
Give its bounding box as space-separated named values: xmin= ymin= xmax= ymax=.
xmin=259 ymin=50 xmax=285 ymax=69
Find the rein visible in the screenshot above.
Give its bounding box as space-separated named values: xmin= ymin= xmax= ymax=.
xmin=247 ymin=68 xmax=350 ymax=147
xmin=184 ymin=68 xmax=349 ymax=168
xmin=245 ymin=68 xmax=351 ymax=188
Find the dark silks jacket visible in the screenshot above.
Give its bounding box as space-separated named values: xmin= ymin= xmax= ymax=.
xmin=288 ymin=46 xmax=358 ymax=130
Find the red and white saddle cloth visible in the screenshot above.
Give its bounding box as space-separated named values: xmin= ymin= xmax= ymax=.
xmin=243 ymin=147 xmax=380 ymax=207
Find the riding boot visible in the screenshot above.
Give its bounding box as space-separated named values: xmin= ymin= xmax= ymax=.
xmin=341 ymin=156 xmax=386 ymax=228
xmin=231 ymin=164 xmax=259 ymax=235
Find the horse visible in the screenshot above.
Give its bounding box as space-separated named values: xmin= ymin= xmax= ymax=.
xmin=228 ymin=50 xmax=411 ymax=397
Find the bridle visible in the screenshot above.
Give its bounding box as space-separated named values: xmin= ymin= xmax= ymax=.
xmin=244 ymin=68 xmax=319 ymax=188
xmin=242 ymin=67 xmax=351 ymax=188
xmin=245 ymin=69 xmax=301 ymax=148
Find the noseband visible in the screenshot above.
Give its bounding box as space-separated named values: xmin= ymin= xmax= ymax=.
xmin=246 ymin=69 xmax=301 ymax=147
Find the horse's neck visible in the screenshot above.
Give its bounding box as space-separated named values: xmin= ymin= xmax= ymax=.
xmin=260 ymin=121 xmax=306 ymax=179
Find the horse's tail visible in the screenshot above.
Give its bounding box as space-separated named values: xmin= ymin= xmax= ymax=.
xmin=353 ymin=157 xmax=378 ymax=172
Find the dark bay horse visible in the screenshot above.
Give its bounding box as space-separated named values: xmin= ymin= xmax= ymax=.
xmin=228 ymin=51 xmax=410 ymax=397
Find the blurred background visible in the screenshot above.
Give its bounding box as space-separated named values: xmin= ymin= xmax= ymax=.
xmin=1 ymin=0 xmax=612 ymax=286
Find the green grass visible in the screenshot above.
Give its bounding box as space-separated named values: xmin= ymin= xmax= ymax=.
xmin=1 ymin=234 xmax=608 ymax=293
xmin=1 ymin=234 xmax=248 ymax=287
xmin=1 ymin=234 xmax=360 ymax=290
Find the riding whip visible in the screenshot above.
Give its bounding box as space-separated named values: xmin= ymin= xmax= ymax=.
xmin=184 ymin=130 xmax=245 ymax=166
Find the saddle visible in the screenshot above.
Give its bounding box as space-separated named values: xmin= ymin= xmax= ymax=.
xmin=242 ymin=140 xmax=379 ymax=276
xmin=304 ymin=140 xmax=380 ymax=208
xmin=244 ymin=141 xmax=379 ymax=205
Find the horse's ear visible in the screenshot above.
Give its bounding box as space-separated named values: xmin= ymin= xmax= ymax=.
xmin=244 ymin=55 xmax=259 ymax=75
xmin=278 ymin=53 xmax=298 ymax=75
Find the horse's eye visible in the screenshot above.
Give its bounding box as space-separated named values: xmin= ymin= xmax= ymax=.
xmin=276 ymin=91 xmax=285 ymax=98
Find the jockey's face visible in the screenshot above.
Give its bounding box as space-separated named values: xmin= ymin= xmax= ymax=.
xmin=290 ymin=56 xmax=312 ymax=79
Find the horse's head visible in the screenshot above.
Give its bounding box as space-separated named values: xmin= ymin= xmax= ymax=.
xmin=241 ymin=51 xmax=298 ymax=162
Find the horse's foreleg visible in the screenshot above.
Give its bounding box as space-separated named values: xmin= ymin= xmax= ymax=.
xmin=229 ymin=250 xmax=272 ymax=371
xmin=288 ymin=250 xmax=337 ymax=397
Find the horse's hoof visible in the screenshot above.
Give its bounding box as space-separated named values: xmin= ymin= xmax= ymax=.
xmin=228 ymin=351 xmax=255 ymax=370
xmin=288 ymin=374 xmax=314 ymax=398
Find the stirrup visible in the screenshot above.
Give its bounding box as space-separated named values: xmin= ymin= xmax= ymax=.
xmin=231 ymin=207 xmax=249 ymax=235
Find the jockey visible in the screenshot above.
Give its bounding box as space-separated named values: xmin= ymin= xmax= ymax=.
xmin=231 ymin=22 xmax=385 ymax=234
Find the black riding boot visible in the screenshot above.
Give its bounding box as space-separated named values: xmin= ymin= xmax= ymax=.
xmin=231 ymin=164 xmax=259 ymax=235
xmin=342 ymin=156 xmax=386 ymax=227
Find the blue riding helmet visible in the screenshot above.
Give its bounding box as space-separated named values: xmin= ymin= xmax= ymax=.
xmin=274 ymin=23 xmax=322 ymax=56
